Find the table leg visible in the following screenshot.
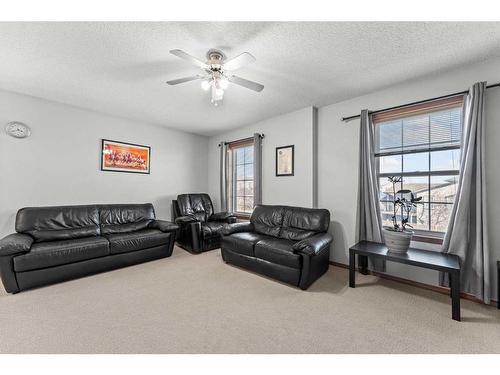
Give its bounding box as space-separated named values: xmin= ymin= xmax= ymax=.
xmin=497 ymin=263 xmax=499 ymax=309
xmin=450 ymin=271 xmax=461 ymax=321
xmin=349 ymin=250 xmax=355 ymax=288
xmin=358 ymin=254 xmax=369 ymax=275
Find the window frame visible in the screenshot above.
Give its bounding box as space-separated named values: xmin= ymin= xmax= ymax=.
xmin=373 ymin=96 xmax=464 ymax=243
xmin=228 ymin=138 xmax=255 ymax=217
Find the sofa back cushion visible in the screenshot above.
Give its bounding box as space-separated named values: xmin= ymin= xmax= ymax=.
xmin=250 ymin=205 xmax=285 ymax=237
xmin=280 ymin=206 xmax=330 ymax=240
xmin=250 ymin=205 xmax=330 ymax=240
xmin=16 ymin=205 xmax=100 ymax=242
xmin=176 ymin=193 xmax=214 ymax=222
xmin=99 ymin=204 xmax=155 ymax=235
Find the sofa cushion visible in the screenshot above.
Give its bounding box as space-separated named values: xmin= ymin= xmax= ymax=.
xmin=106 ymin=229 xmax=171 ymax=254
xmin=250 ymin=205 xmax=285 ymax=238
xmin=222 ymin=232 xmax=270 ymax=257
xmin=99 ymin=204 xmax=155 ymax=235
xmin=201 ymin=222 xmax=225 ymax=238
xmin=15 ymin=205 xmax=100 ymax=242
xmin=254 ymin=238 xmax=301 ymax=269
xmin=280 ymin=206 xmax=330 ymax=240
xmin=13 ymin=237 xmax=109 ymax=272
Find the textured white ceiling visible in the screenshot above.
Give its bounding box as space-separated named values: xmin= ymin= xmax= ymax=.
xmin=1 ymin=22 xmax=500 ymax=136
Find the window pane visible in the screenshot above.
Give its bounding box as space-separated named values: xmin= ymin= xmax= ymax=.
xmin=376 ymin=119 xmax=402 ymax=153
xmin=430 ymin=204 xmax=453 ymax=232
xmin=402 ymin=115 xmax=430 ymax=151
xmin=430 ymin=149 xmax=460 ymax=171
xmin=379 ymin=177 xmax=401 ymax=201
xmin=244 ymin=181 xmax=254 ymax=196
xmin=236 ymin=181 xmax=245 ymax=196
xmin=244 ymin=197 xmax=254 ymax=212
xmin=244 ymin=146 xmax=254 ymax=163
xmin=236 ymin=197 xmax=245 ymax=212
xmin=379 ymin=155 xmax=401 ymax=174
xmin=430 ymin=108 xmax=461 ymax=148
xmin=236 ymin=165 xmax=244 ymax=180
xmin=380 ymin=202 xmax=397 ymax=228
xmin=430 ymin=175 xmax=458 ymax=203
xmin=407 ymin=202 xmax=429 ymax=231
xmin=402 ymin=176 xmax=429 ymax=202
xmin=403 ymin=152 xmax=429 ymax=173
xmin=235 ymin=148 xmax=245 ymax=165
xmin=244 ymin=164 xmax=254 ymax=180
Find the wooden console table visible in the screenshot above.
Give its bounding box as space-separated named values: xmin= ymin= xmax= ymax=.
xmin=349 ymin=241 xmax=461 ymax=321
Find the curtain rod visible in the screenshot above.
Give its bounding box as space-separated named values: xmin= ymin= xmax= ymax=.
xmin=341 ymin=82 xmax=500 ymax=122
xmin=217 ymin=133 xmax=264 ymax=147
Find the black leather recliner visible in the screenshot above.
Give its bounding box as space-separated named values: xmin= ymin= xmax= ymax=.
xmin=221 ymin=204 xmax=333 ymax=290
xmin=172 ymin=193 xmax=237 ymax=253
xmin=0 ymin=203 xmax=178 ymax=293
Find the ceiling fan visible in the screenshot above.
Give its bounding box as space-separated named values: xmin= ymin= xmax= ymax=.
xmin=166 ymin=49 xmax=264 ymax=106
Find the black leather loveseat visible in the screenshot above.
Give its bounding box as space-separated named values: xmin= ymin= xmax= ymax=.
xmin=172 ymin=193 xmax=236 ymax=253
xmin=0 ymin=203 xmax=178 ymax=293
xmin=221 ymin=205 xmax=333 ymax=290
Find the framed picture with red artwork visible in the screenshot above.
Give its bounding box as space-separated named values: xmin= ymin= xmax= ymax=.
xmin=101 ymin=139 xmax=151 ymax=174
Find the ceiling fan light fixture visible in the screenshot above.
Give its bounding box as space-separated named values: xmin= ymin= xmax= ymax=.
xmin=218 ymin=76 xmax=229 ymax=90
xmin=201 ymin=79 xmax=211 ymax=91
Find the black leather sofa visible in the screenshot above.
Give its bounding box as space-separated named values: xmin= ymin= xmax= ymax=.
xmin=0 ymin=203 xmax=178 ymax=293
xmin=221 ymin=205 xmax=333 ymax=290
xmin=172 ymin=193 xmax=237 ymax=253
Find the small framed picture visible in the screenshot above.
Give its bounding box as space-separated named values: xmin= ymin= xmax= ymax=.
xmin=276 ymin=145 xmax=294 ymax=176
xmin=101 ymin=139 xmax=151 ymax=174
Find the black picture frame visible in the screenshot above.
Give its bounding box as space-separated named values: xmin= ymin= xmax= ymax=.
xmin=100 ymin=139 xmax=151 ymax=174
xmin=275 ymin=145 xmax=294 ymax=176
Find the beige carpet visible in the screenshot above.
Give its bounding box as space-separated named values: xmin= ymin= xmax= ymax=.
xmin=0 ymin=246 xmax=498 ymax=354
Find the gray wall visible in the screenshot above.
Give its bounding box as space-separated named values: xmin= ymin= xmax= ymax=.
xmin=318 ymin=57 xmax=500 ymax=299
xmin=0 ymin=90 xmax=209 ymax=236
xmin=207 ymin=107 xmax=317 ymax=209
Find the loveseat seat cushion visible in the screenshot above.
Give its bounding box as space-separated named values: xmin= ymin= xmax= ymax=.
xmin=254 ymin=238 xmax=301 ymax=269
xmin=15 ymin=205 xmax=100 ymax=242
xmin=99 ymin=204 xmax=155 ymax=235
xmin=222 ymin=232 xmax=270 ymax=257
xmin=106 ymin=229 xmax=171 ymax=254
xmin=13 ymin=237 xmax=109 ymax=272
xmin=201 ymin=222 xmax=225 ymax=238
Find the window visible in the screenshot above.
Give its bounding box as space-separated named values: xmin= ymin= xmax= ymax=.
xmin=374 ymin=96 xmax=463 ymax=238
xmin=228 ymin=139 xmax=254 ymax=215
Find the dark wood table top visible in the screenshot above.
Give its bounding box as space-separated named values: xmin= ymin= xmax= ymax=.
xmin=350 ymin=240 xmax=460 ymax=272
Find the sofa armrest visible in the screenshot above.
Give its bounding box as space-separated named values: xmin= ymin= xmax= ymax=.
xmin=210 ymin=212 xmax=237 ymax=223
xmin=149 ymin=220 xmax=179 ymax=233
xmin=292 ymin=233 xmax=333 ymax=256
xmin=0 ymin=233 xmax=34 ymax=257
xmin=174 ymin=215 xmax=199 ymax=225
xmin=222 ymin=222 xmax=254 ymax=236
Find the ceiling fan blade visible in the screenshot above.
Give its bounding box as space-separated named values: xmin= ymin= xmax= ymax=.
xmin=223 ymin=52 xmax=256 ymax=71
xmin=169 ymin=49 xmax=208 ymax=70
xmin=229 ymin=75 xmax=264 ymax=92
xmin=166 ymin=75 xmax=204 ymax=85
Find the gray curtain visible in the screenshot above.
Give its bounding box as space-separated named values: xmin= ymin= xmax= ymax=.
xmin=253 ymin=133 xmax=263 ymax=206
xmin=356 ymin=110 xmax=385 ymax=271
xmin=219 ymin=141 xmax=229 ymax=212
xmin=440 ymin=82 xmax=490 ymax=303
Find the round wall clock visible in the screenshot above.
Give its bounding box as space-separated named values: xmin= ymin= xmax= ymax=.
xmin=5 ymin=122 xmax=31 ymax=138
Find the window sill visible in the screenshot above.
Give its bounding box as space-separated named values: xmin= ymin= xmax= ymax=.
xmin=412 ymin=234 xmax=443 ymax=245
xmin=233 ymin=212 xmax=251 ymax=221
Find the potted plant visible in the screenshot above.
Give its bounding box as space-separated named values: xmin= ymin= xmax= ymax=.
xmin=382 ymin=176 xmax=422 ymax=254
